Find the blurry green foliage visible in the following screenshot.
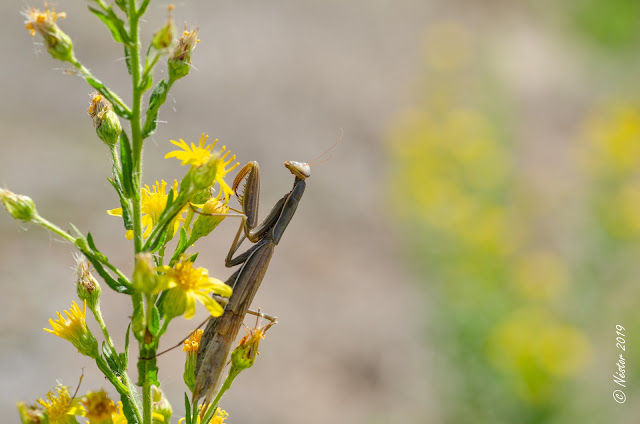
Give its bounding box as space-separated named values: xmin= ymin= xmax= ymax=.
xmin=389 ymin=19 xmax=639 ymax=424
xmin=570 ymin=0 xmax=640 ymax=50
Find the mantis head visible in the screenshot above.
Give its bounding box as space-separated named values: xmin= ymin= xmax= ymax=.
xmin=284 ymin=161 xmax=311 ymax=180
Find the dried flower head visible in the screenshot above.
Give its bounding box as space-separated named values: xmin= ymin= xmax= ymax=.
xmin=75 ymin=255 xmax=101 ymax=310
xmin=88 ymin=92 xmax=122 ymax=146
xmin=23 ymin=4 xmax=75 ymax=62
xmin=168 ymin=25 xmax=199 ymax=80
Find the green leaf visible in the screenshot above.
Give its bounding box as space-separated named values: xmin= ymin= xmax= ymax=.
xmin=88 ymin=6 xmax=129 ymax=44
xmin=155 ymin=291 xmax=167 ymax=319
xmin=140 ymin=73 xmax=153 ymax=92
xmin=142 ymin=80 xmax=169 ymax=138
xmin=184 ymin=393 xmax=192 ymax=424
xmin=119 ymin=131 xmax=134 ymax=198
xmin=171 ymin=227 xmax=189 ymax=264
xmin=188 ymin=253 xmax=199 ymax=263
xmin=121 ymin=396 xmax=141 ymax=424
xmin=124 ymin=45 xmax=133 ymax=75
xmin=149 ymin=306 xmax=161 ymax=336
xmin=114 ymin=0 xmax=127 ymax=13
xmin=102 ymin=342 xmax=122 ymax=375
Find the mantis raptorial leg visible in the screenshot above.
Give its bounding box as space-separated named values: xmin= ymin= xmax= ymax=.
xmin=192 ymin=159 xmax=310 ymax=405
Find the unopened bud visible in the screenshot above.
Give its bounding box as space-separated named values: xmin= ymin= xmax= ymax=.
xmin=24 ymin=5 xmax=75 ymax=63
xmin=189 ymin=194 xmax=228 ymax=245
xmin=133 ymin=252 xmax=159 ymax=293
xmin=168 ymin=26 xmax=199 ymax=81
xmin=0 ymin=188 xmax=37 ymax=222
xmin=88 ymin=93 xmax=122 ymax=146
xmin=75 ymin=255 xmax=102 ymax=311
xmin=151 ymin=5 xmax=176 ymax=51
xmin=191 ymin=155 xmax=220 ymax=191
xmin=230 ymin=326 xmax=266 ymax=374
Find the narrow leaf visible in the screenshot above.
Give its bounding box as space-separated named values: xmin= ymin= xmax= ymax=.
xmin=119 ymin=131 xmax=134 ymax=198
xmin=184 ymin=393 xmax=192 ymax=424
xmin=149 ymin=306 xmax=160 ymax=336
xmin=88 ymin=7 xmax=129 ymax=44
xmin=142 ymin=80 xmax=168 ymax=138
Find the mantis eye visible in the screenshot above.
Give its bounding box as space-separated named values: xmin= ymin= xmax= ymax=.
xmin=284 ymin=161 xmax=311 ymax=180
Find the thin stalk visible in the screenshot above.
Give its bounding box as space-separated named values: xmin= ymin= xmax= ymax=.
xmin=91 ymin=304 xmax=116 ymax=352
xmin=127 ymin=1 xmax=152 ymax=423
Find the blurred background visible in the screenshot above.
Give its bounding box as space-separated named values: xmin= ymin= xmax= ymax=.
xmin=1 ymin=0 xmax=639 ymax=422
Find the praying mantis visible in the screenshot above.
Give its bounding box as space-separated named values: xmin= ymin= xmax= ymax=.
xmin=192 ymin=158 xmax=311 ymax=405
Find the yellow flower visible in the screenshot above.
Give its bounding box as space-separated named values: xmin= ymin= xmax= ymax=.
xmin=108 ymin=180 xmax=182 ymax=239
xmin=183 ymin=329 xmax=204 ymax=353
xmin=183 ymin=329 xmax=204 ymax=391
xmin=37 ymin=384 xmax=83 ymax=424
xmin=82 ymin=390 xmax=117 ymax=424
xmin=157 ymin=256 xmax=232 ymax=319
xmin=165 ymin=134 xmax=239 ymax=199
xmin=177 ymin=408 xmax=228 ymax=424
xmin=44 ymin=300 xmax=99 ymax=358
xmin=111 ymin=402 xmax=127 ymax=424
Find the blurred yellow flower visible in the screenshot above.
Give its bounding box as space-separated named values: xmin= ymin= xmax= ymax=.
xmin=487 ymin=307 xmax=592 ymax=403
xmin=82 ymin=390 xmax=117 ymax=423
xmin=37 ymin=384 xmax=83 ymax=424
xmin=511 ymin=250 xmax=569 ymax=300
xmin=177 ymin=408 xmax=227 ymax=424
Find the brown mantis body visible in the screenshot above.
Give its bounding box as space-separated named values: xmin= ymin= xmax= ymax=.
xmin=192 ymin=160 xmax=310 ymax=404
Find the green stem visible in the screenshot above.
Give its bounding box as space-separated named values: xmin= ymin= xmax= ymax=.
xmin=96 ymin=356 xmax=142 ymax=423
xmin=91 ymin=304 xmax=116 ymax=351
xmin=128 ymin=0 xmax=143 ymax=256
xmin=127 ymin=2 xmax=152 ymax=423
xmin=33 ymin=215 xmax=133 ymax=288
xmin=209 ymin=370 xmax=240 ymax=414
xmin=70 ymin=59 xmax=132 ymax=118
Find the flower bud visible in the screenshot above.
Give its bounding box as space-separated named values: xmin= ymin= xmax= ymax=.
xmin=75 ymin=256 xmax=102 ymax=311
xmin=24 ymin=5 xmax=75 ymax=63
xmin=151 ymin=5 xmax=176 ymax=51
xmin=191 ymin=155 xmax=220 ymax=191
xmin=133 ymin=252 xmax=159 ymax=293
xmin=188 ymin=193 xmax=228 ymax=245
xmin=182 ymin=329 xmax=203 ymax=392
xmin=0 ymin=188 xmax=37 ymax=222
xmin=168 ymin=26 xmax=199 ymax=81
xmin=88 ymin=93 xmax=122 ymax=146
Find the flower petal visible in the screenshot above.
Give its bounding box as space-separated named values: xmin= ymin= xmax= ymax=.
xmin=193 ymin=291 xmax=225 ymax=317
